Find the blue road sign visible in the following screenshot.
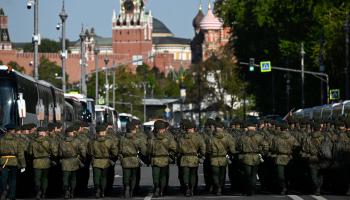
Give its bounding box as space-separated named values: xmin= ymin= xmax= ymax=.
xmin=260 ymin=61 xmax=272 ymax=72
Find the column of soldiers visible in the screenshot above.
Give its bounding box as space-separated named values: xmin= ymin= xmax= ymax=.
xmin=2 ymin=117 xmax=350 ymax=199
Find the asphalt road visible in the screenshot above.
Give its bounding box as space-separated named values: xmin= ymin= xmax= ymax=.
xmin=17 ymin=163 xmax=349 ymax=200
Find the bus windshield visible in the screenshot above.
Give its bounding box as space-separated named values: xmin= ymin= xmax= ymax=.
xmin=0 ymin=78 xmax=16 ymax=128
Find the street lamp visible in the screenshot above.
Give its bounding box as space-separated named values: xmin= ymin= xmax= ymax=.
xmin=79 ymin=26 xmax=87 ymax=96
xmin=345 ymin=12 xmax=349 ymax=100
xmin=180 ymin=84 xmax=186 ymax=120
xmin=301 ymin=43 xmax=305 ymax=108
xmin=27 ymin=0 xmax=40 ymax=80
xmin=94 ymin=43 xmax=100 ymax=101
xmin=104 ymin=56 xmax=110 ymax=107
xmin=58 ymin=0 xmax=68 ymax=93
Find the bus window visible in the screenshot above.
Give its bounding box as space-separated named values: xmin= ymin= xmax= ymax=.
xmin=0 ymin=78 xmax=16 ymax=128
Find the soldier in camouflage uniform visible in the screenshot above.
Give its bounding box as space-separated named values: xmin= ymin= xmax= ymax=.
xmin=270 ymin=122 xmax=299 ymax=195
xmin=105 ymin=122 xmax=119 ymax=195
xmin=58 ymin=126 xmax=86 ymax=199
xmin=47 ymin=123 xmax=62 ymax=197
xmin=148 ymin=120 xmax=177 ymax=197
xmin=202 ymin=118 xmax=216 ymax=192
xmin=88 ymin=124 xmax=119 ymax=198
xmin=207 ymin=121 xmax=236 ymax=196
xmin=75 ymin=122 xmax=91 ymax=196
xmin=28 ymin=127 xmax=57 ymax=199
xmin=301 ymin=123 xmax=332 ymax=196
xmin=132 ymin=119 xmax=147 ymax=194
xmin=119 ymin=121 xmax=147 ymax=198
xmin=0 ymin=124 xmax=26 ymax=200
xmin=177 ymin=119 xmax=206 ymax=196
xmin=237 ymin=122 xmax=268 ymax=196
xmin=334 ymin=120 xmax=350 ymax=195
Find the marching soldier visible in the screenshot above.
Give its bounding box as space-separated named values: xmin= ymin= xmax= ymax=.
xmin=207 ymin=121 xmax=236 ymax=196
xmin=28 ymin=127 xmax=57 ymax=199
xmin=148 ymin=120 xmax=177 ymax=197
xmin=58 ymin=126 xmax=86 ymax=199
xmin=105 ymin=122 xmax=119 ymax=195
xmin=177 ymin=119 xmax=206 ymax=196
xmin=202 ymin=118 xmax=216 ymax=192
xmin=237 ymin=122 xmax=268 ymax=196
xmin=270 ymin=122 xmax=299 ymax=195
xmin=0 ymin=124 xmax=26 ymax=200
xmin=133 ymin=119 xmax=147 ymax=194
xmin=119 ymin=121 xmax=147 ymax=198
xmin=76 ymin=122 xmax=91 ymax=196
xmin=47 ymin=123 xmax=62 ymax=197
xmin=88 ymin=124 xmax=119 ymax=198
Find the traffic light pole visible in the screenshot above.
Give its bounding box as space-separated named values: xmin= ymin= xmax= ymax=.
xmin=239 ymin=62 xmax=330 ymax=105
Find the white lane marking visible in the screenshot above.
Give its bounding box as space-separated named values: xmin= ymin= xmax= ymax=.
xmin=288 ymin=195 xmax=304 ymax=200
xmin=311 ymin=195 xmax=328 ymax=200
xmin=144 ymin=193 xmax=153 ymax=200
xmin=203 ymin=196 xmax=240 ymax=198
xmin=114 ymin=174 xmax=122 ymax=178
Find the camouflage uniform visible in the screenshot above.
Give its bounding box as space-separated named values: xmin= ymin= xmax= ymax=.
xmin=105 ymin=126 xmax=119 ymax=195
xmin=119 ymin=123 xmax=147 ymax=198
xmin=237 ymin=126 xmax=268 ymax=195
xmin=301 ymin=126 xmax=331 ymax=195
xmin=334 ymin=127 xmax=350 ymax=195
xmin=134 ymin=122 xmax=147 ymax=193
xmin=0 ymin=126 xmax=26 ymax=200
xmin=208 ymin=126 xmax=236 ymax=195
xmin=58 ymin=127 xmax=86 ymax=199
xmin=28 ymin=127 xmax=56 ymax=199
xmin=270 ymin=125 xmax=299 ymax=194
xmin=88 ymin=124 xmax=119 ymax=198
xmin=76 ymin=125 xmax=91 ymax=196
xmin=177 ymin=120 xmax=206 ymax=196
xmin=148 ymin=120 xmax=177 ymax=197
xmin=202 ymin=119 xmax=216 ymax=192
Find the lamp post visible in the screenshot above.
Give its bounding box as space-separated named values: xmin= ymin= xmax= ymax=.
xmin=301 ymin=43 xmax=305 ymax=108
xmin=112 ymin=61 xmax=116 ymax=109
xmin=79 ymin=27 xmax=87 ymax=96
xmin=59 ymin=0 xmax=67 ymax=93
xmin=27 ymin=0 xmax=40 ymax=80
xmin=142 ymin=82 xmax=147 ymax=123
xmin=345 ymin=12 xmax=349 ymax=100
xmin=94 ymin=44 xmax=100 ymax=101
xmin=180 ymin=83 xmax=186 ymax=120
xmin=104 ymin=56 xmax=109 ymax=107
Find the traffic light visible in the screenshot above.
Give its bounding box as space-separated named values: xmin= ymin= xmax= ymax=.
xmin=249 ymin=58 xmax=255 ymax=72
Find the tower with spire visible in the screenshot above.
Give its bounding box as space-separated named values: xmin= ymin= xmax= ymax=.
xmin=0 ymin=8 xmax=12 ymax=51
xmin=191 ymin=0 xmax=231 ymax=63
xmin=112 ymin=0 xmax=152 ymax=62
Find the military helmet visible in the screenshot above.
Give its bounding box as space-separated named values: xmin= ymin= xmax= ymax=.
xmin=204 ymin=118 xmax=216 ymax=127
xmin=48 ymin=123 xmax=56 ymax=132
xmin=215 ymin=121 xmax=225 ymax=129
xmin=4 ymin=124 xmax=16 ymax=131
xmin=65 ymin=126 xmax=76 ymax=134
xmin=37 ymin=127 xmax=48 ymax=132
xmin=154 ymin=120 xmax=169 ymax=130
xmin=126 ymin=121 xmax=137 ymax=132
xmin=180 ymin=119 xmax=195 ymax=130
xmin=95 ymin=123 xmax=108 ymax=133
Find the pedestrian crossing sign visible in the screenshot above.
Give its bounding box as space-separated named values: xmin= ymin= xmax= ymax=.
xmin=330 ymin=89 xmax=340 ymax=100
xmin=260 ymin=61 xmax=271 ymax=73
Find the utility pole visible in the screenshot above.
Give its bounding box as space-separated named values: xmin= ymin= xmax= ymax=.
xmin=104 ymin=56 xmax=109 ymax=107
xmin=319 ymin=32 xmax=325 ymax=104
xmin=345 ymin=12 xmax=349 ymax=100
xmin=59 ymin=0 xmax=67 ymax=93
xmin=94 ymin=44 xmax=100 ymax=101
xmin=79 ymin=26 xmax=87 ymax=96
xmin=112 ymin=60 xmax=116 ymax=109
xmin=142 ymin=82 xmax=147 ymax=123
xmin=301 ymin=42 xmax=305 ymax=108
xmin=28 ymin=0 xmax=40 ymax=80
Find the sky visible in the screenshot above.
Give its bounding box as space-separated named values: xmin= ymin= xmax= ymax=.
xmin=0 ymin=0 xmax=213 ymax=42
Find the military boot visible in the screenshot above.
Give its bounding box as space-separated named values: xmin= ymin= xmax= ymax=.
xmin=216 ymin=187 xmax=222 ymax=196
xmin=95 ymin=188 xmax=101 ymax=198
xmin=0 ymin=190 xmax=7 ymax=200
xmin=153 ymin=187 xmax=160 ymax=198
xmin=64 ymin=190 xmax=70 ymax=199
xmin=315 ymin=187 xmax=321 ymax=196
xmin=70 ymin=191 xmax=74 ymax=199
xmin=36 ymin=190 xmax=42 ymax=200
xmin=130 ymin=187 xmax=134 ymax=198
xmin=185 ymin=185 xmax=191 ymax=197
xmin=124 ymin=186 xmax=130 ymax=198
xmin=346 ymin=187 xmax=350 ymax=196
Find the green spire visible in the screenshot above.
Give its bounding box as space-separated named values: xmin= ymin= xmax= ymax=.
xmin=0 ymin=8 xmax=4 ymax=16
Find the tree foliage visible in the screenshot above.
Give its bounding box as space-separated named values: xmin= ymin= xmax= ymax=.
xmin=23 ymin=38 xmax=70 ymax=53
xmin=38 ymin=56 xmax=69 ymax=89
xmin=216 ymin=0 xmax=350 ymax=114
xmin=7 ymin=61 xmax=25 ymax=73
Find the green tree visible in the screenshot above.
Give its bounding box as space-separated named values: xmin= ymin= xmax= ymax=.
xmin=38 ymin=56 xmax=68 ymax=89
xmin=216 ymin=0 xmax=349 ymax=114
xmin=7 ymin=61 xmax=25 ymax=73
xmin=23 ymin=38 xmax=70 ymax=53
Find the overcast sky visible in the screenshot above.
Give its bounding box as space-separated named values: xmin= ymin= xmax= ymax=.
xmin=0 ymin=0 xmax=213 ymax=42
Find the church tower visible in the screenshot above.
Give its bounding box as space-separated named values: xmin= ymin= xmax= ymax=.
xmin=0 ymin=8 xmax=12 ymax=51
xmin=112 ymin=0 xmax=153 ymax=62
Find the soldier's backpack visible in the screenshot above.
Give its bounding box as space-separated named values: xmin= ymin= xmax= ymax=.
xmin=319 ymin=135 xmax=333 ymax=160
